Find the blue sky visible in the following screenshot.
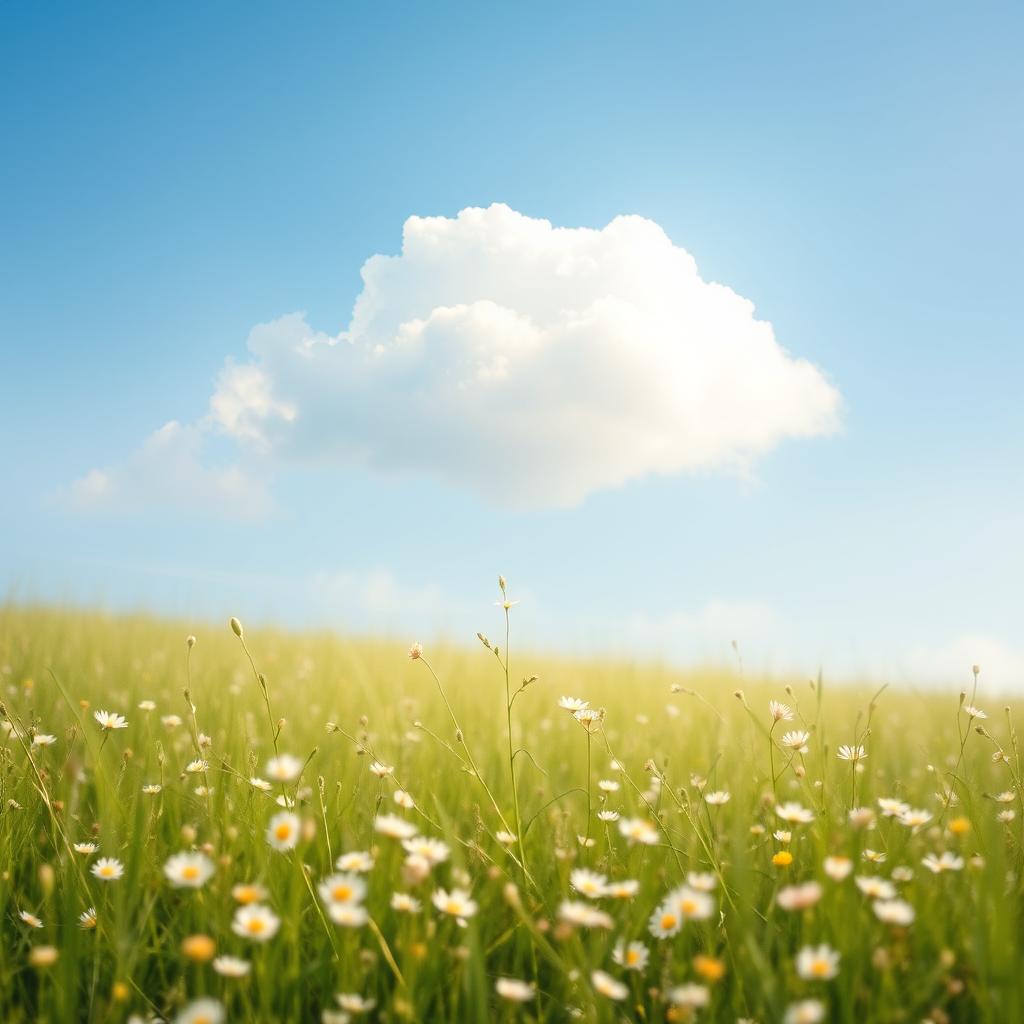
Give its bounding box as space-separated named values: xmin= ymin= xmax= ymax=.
xmin=2 ymin=2 xmax=1021 ymax=686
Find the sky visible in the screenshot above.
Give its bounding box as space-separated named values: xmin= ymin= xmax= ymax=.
xmin=1 ymin=2 xmax=1022 ymax=688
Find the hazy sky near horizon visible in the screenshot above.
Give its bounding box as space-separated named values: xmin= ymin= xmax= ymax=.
xmin=2 ymin=3 xmax=1022 ymax=688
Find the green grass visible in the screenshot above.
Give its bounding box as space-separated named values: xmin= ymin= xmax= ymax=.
xmin=0 ymin=600 xmax=1021 ymax=1023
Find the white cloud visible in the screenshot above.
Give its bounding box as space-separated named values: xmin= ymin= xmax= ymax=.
xmin=64 ymin=420 xmax=271 ymax=519
xmin=67 ymin=204 xmax=840 ymax=513
xmin=204 ymin=203 xmax=841 ymax=507
xmin=900 ymin=633 xmax=1024 ymax=690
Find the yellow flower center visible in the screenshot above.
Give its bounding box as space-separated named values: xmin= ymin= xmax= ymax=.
xmin=332 ymin=885 xmax=352 ymax=901
xmin=275 ymin=823 xmax=291 ymax=840
xmin=811 ymin=959 xmax=830 ymax=977
xmin=182 ymin=865 xmax=200 ymax=880
xmin=660 ymin=913 xmax=677 ymax=930
xmin=247 ymin=918 xmax=265 ymax=934
xmin=626 ymin=950 xmax=639 ymax=965
xmin=681 ymin=899 xmax=698 ymax=915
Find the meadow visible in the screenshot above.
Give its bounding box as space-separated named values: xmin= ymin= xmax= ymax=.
xmin=0 ymin=585 xmax=1020 ymax=1023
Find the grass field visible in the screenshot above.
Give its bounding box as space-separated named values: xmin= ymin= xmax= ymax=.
xmin=0 ymin=591 xmax=1020 ymax=1023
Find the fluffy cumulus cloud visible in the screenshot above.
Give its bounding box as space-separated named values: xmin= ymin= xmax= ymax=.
xmin=71 ymin=204 xmax=841 ymax=512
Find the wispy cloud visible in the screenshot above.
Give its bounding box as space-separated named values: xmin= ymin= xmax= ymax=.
xmin=62 ymin=420 xmax=271 ymax=520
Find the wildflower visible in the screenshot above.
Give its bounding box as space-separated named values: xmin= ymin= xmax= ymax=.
xmin=898 ymin=808 xmax=932 ymax=828
xmin=776 ymin=882 xmax=822 ymax=911
xmin=142 ymin=784 xmax=162 ymax=795
xmin=559 ymin=696 xmax=589 ymax=712
xmin=432 ymin=887 xmax=478 ymax=920
xmin=618 ymin=817 xmax=659 ymax=845
xmin=74 ymin=842 xmax=98 ymax=855
xmin=862 ymin=848 xmax=887 ymax=863
xmin=772 ymin=851 xmax=793 ymax=867
xmin=390 ymin=892 xmax=421 ymax=913
xmin=265 ymin=754 xmax=303 ymax=782
xmin=337 ymin=993 xmax=376 ymax=1014
xmin=318 ymin=873 xmax=367 ymax=907
xmin=138 ymin=700 xmax=157 ymax=711
xmin=79 ymin=907 xmax=97 ymax=929
xmin=496 ymin=977 xmax=535 ymax=1002
xmin=181 ymin=934 xmax=216 ymax=962
xmin=369 ymin=761 xmax=393 ymax=778
xmin=823 ymin=856 xmax=853 ymax=880
xmin=785 ymin=1000 xmax=826 ymax=1024
xmin=994 ymin=790 xmax=1016 ymax=803
xmin=336 ymin=851 xmax=375 ymax=873
xmin=213 ymin=955 xmax=251 ymax=977
xmin=232 ymin=882 xmax=268 ymax=904
xmin=848 ymin=807 xmax=876 ymax=828
xmin=775 ymin=829 xmax=792 ymax=843
xmin=597 ymin=810 xmax=620 ymax=822
xmin=570 ymin=868 xmax=607 ymax=898
xmin=769 ymin=700 xmax=794 ymax=722
xmin=648 ymin=904 xmax=682 ymax=938
xmin=32 ymin=734 xmax=56 ymax=747
xmin=781 ymin=729 xmax=810 ymax=751
xmin=704 ymin=790 xmax=730 ymax=805
xmin=574 ymin=708 xmax=602 ymax=731
xmin=175 ymin=999 xmax=224 ymax=1024
xmin=94 ymin=710 xmax=128 ymax=731
xmin=162 ymin=714 xmax=183 ymax=728
xmin=667 ymin=885 xmax=715 ymax=920
xmin=19 ymin=910 xmax=43 ymax=929
xmin=232 ymin=904 xmax=280 ymax=941
xmin=963 ymin=705 xmax=987 ymax=720
xmin=693 ymin=954 xmax=726 ymax=982
xmin=328 ymin=903 xmax=369 ymax=927
xmin=402 ymin=836 xmax=450 ymax=865
xmin=559 ymin=900 xmax=613 ymax=929
xmin=668 ymin=983 xmax=710 ymax=1008
xmin=185 ymin=759 xmax=208 ymax=774
xmin=403 ymin=853 xmax=431 ymax=884
xmin=591 ymin=970 xmax=628 ymax=1001
xmin=604 ymin=879 xmax=640 ymax=899
xmin=855 ymin=876 xmax=896 ymax=900
xmin=375 ymin=813 xmax=417 ymax=840
xmin=495 ymin=829 xmax=517 ymax=844
xmin=164 ymin=852 xmax=215 ymax=889
xmin=613 ymin=939 xmax=649 ymax=971
xmin=948 ymin=816 xmax=971 ymax=835
xmin=28 ymin=946 xmax=59 ymax=968
xmin=776 ymin=801 xmax=814 ymax=824
xmin=837 ymin=744 xmax=866 ymax=762
xmin=922 ymin=851 xmax=964 ymax=873
xmin=796 ymin=944 xmax=840 ymax=980
xmin=407 ymin=643 xmax=423 ymax=660
xmin=873 ymin=899 xmax=915 ymax=925
xmin=266 ymin=811 xmax=301 ymax=851
xmin=878 ymin=797 xmax=910 ymax=818
xmin=998 ymin=809 xmax=1016 ymax=823
xmin=250 ymin=777 xmax=272 ymax=792
xmin=393 ymin=789 xmax=414 ymax=808
xmin=91 ymin=857 xmax=124 ymax=881
xmin=891 ymin=866 xmax=914 ymax=882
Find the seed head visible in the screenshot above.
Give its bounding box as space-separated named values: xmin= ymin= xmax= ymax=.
xmin=230 ymin=617 xmax=243 ymax=639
